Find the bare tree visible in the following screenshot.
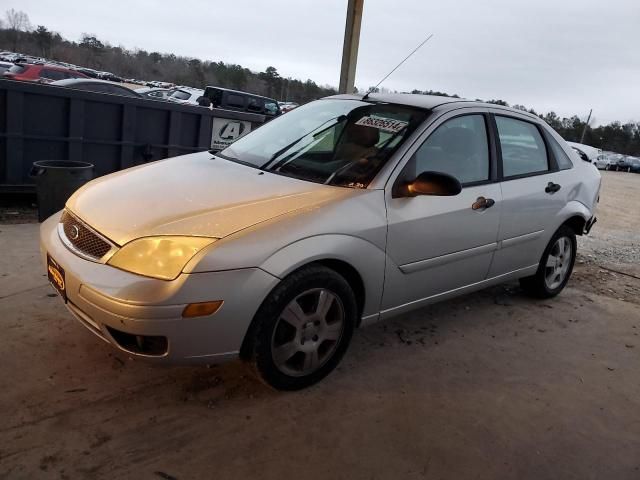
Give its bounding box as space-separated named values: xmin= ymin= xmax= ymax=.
xmin=5 ymin=9 xmax=31 ymax=51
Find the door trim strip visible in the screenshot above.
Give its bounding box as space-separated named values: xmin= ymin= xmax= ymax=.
xmin=500 ymin=229 xmax=544 ymax=249
xmin=399 ymin=242 xmax=498 ymax=274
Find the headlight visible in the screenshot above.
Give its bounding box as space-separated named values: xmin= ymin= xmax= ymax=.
xmin=107 ymin=236 xmax=216 ymax=280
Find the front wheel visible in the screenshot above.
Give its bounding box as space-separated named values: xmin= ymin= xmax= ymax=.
xmin=520 ymin=225 xmax=577 ymax=298
xmin=248 ymin=265 xmax=356 ymax=390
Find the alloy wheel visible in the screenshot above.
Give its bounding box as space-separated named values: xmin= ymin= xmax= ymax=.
xmin=271 ymin=288 xmax=345 ymax=377
xmin=544 ymin=236 xmax=572 ymax=290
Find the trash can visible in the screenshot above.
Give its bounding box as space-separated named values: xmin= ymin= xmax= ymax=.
xmin=30 ymin=160 xmax=94 ymax=222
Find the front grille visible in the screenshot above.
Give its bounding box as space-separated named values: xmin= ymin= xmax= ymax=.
xmin=60 ymin=210 xmax=112 ymax=260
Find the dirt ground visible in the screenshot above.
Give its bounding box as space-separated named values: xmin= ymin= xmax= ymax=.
xmin=1 ymin=171 xmax=639 ymax=480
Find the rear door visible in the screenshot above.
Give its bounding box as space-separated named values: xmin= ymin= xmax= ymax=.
xmin=382 ymin=110 xmax=502 ymax=314
xmin=487 ymin=112 xmax=573 ymax=277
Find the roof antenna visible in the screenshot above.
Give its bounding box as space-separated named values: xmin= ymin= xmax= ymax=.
xmin=362 ymin=33 xmax=434 ymax=100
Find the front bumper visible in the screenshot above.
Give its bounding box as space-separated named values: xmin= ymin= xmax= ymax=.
xmin=40 ymin=213 xmax=279 ymax=363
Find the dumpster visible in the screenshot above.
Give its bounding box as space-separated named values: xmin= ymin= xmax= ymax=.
xmin=30 ymin=160 xmax=94 ymax=222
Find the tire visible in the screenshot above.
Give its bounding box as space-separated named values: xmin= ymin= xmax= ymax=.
xmin=604 ymin=165 xmax=609 ymax=171
xmin=519 ymin=225 xmax=577 ymax=298
xmin=248 ymin=264 xmax=357 ymax=390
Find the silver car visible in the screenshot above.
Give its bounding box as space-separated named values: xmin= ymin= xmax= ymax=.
xmin=40 ymin=94 xmax=601 ymax=390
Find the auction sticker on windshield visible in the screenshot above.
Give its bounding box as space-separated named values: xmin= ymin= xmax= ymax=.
xmin=355 ymin=115 xmax=408 ymax=133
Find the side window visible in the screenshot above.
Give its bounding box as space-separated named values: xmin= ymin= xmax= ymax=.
xmin=40 ymin=69 xmax=66 ymax=81
xmin=496 ymin=116 xmax=549 ymax=177
xmin=412 ymin=114 xmax=490 ymax=185
xmin=226 ymin=93 xmax=246 ymax=109
xmin=546 ymin=134 xmax=573 ymax=170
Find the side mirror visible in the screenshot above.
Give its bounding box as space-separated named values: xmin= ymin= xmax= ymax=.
xmin=396 ymin=171 xmax=462 ymax=197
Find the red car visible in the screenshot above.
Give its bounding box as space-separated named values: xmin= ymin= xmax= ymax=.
xmin=3 ymin=63 xmax=88 ymax=83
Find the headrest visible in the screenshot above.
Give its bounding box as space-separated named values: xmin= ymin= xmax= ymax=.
xmin=343 ymin=123 xmax=380 ymax=148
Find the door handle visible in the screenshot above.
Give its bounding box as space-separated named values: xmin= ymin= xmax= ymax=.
xmin=472 ymin=196 xmax=495 ymax=210
xmin=545 ymin=182 xmax=561 ymax=194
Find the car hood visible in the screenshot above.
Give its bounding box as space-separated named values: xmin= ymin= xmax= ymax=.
xmin=66 ymin=153 xmax=354 ymax=246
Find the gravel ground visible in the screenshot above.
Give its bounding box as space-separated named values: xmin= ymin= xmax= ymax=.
xmin=0 ymin=170 xmax=639 ymax=480
xmin=578 ymin=170 xmax=640 ymax=265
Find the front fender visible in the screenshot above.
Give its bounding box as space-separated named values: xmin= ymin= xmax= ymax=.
xmin=260 ymin=234 xmax=386 ymax=320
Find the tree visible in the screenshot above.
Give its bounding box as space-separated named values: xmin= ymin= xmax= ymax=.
xmin=5 ymin=9 xmax=31 ymax=50
xmin=79 ymin=34 xmax=105 ymax=68
xmin=259 ymin=66 xmax=281 ymax=97
xmin=33 ymin=25 xmax=53 ymax=57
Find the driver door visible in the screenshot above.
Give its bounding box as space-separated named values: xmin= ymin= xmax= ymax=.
xmin=382 ymin=111 xmax=502 ymax=316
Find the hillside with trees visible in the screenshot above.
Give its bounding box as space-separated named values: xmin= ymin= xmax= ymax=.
xmin=1 ymin=9 xmax=638 ymax=155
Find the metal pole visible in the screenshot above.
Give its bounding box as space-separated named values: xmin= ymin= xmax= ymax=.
xmin=338 ymin=0 xmax=364 ymax=94
xmin=580 ymin=109 xmax=592 ymax=143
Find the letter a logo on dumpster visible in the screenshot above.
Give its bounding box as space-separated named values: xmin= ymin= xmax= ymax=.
xmin=219 ymin=121 xmax=245 ymax=141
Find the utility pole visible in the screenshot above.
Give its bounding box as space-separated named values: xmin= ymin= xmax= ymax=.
xmin=580 ymin=109 xmax=592 ymax=144
xmin=338 ymin=0 xmax=364 ymax=94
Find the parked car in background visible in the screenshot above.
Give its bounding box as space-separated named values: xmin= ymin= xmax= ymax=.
xmin=3 ymin=63 xmax=89 ymax=83
xmin=167 ymin=86 xmax=204 ymax=105
xmin=96 ymin=71 xmax=123 ymax=83
xmin=593 ymin=154 xmax=610 ymax=170
xmin=50 ymin=79 xmax=142 ymax=98
xmin=628 ymin=157 xmax=640 ymax=173
xmin=136 ymin=86 xmax=176 ymax=100
xmin=1 ymin=52 xmax=27 ymax=63
xmin=17 ymin=55 xmax=46 ymax=64
xmin=596 ymin=151 xmax=616 ymax=170
xmin=199 ymin=86 xmax=281 ymax=118
xmin=40 ymin=93 xmax=600 ymax=390
xmin=0 ymin=61 xmax=14 ymax=75
xmin=567 ymin=141 xmax=600 ymax=164
xmin=75 ymin=67 xmax=101 ymax=78
xmin=279 ymin=101 xmax=299 ymax=113
xmin=610 ymin=155 xmax=632 ymax=172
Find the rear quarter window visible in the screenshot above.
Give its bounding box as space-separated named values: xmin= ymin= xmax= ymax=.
xmin=546 ymin=135 xmax=574 ymax=170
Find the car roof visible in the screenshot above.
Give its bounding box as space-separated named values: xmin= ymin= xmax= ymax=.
xmin=323 ymin=93 xmax=541 ymax=120
xmin=205 ymin=85 xmax=278 ymax=102
xmin=51 ymin=78 xmax=124 ymax=86
xmin=136 ymin=86 xmax=171 ymax=92
xmin=21 ymin=63 xmax=74 ymax=71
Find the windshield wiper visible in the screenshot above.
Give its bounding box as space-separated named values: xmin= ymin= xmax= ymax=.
xmin=261 ymin=115 xmax=346 ymax=171
xmin=213 ymin=151 xmax=259 ymax=169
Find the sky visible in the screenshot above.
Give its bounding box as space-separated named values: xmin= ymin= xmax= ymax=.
xmin=5 ymin=0 xmax=640 ymax=125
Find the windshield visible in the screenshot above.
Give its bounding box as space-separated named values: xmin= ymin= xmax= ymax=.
xmin=219 ymin=99 xmax=428 ymax=188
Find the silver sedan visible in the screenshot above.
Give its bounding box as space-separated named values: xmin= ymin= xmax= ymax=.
xmin=40 ymin=93 xmax=601 ymax=390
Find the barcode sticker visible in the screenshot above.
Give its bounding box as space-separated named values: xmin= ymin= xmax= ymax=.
xmin=354 ymin=115 xmax=408 ymax=133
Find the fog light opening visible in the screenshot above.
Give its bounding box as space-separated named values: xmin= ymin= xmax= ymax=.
xmin=182 ymin=300 xmax=224 ymax=318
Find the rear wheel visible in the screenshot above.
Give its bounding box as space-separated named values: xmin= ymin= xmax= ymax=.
xmin=520 ymin=225 xmax=576 ymax=298
xmin=248 ymin=265 xmax=356 ymax=390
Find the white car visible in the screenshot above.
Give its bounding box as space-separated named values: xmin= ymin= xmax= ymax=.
xmin=135 ymin=87 xmax=176 ymax=100
xmin=167 ymin=87 xmax=204 ymax=105
xmin=567 ymin=141 xmax=601 ymax=164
